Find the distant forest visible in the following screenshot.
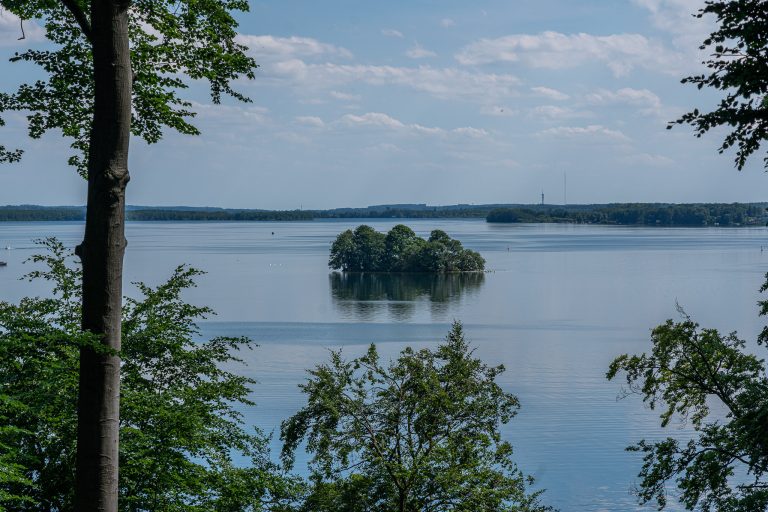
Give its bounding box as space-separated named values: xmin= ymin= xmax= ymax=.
xmin=1 ymin=202 xmax=766 ymax=225
xmin=487 ymin=203 xmax=767 ymax=226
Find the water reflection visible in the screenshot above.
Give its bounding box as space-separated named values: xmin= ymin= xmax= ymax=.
xmin=330 ymin=272 xmax=485 ymax=321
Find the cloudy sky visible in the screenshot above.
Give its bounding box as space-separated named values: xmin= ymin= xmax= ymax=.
xmin=0 ymin=0 xmax=765 ymax=209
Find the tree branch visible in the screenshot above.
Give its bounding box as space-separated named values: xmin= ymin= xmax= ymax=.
xmin=59 ymin=0 xmax=93 ymax=43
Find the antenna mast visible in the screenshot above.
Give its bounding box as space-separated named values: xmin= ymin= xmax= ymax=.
xmin=563 ymin=171 xmax=567 ymax=205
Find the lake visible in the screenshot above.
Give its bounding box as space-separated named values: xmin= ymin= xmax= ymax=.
xmin=1 ymin=219 xmax=766 ymax=511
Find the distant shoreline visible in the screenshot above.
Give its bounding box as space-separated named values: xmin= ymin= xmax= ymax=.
xmin=0 ymin=202 xmax=766 ymax=227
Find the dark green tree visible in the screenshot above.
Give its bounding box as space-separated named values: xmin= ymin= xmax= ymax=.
xmin=281 ymin=321 xmax=551 ymax=512
xmin=418 ymin=230 xmax=484 ymax=272
xmin=329 ymin=230 xmax=357 ymax=273
xmin=329 ymin=225 xmax=485 ymax=273
xmin=384 ymin=225 xmax=424 ymax=271
xmin=351 ymin=225 xmax=387 ymax=272
xmin=0 ymin=1 xmax=257 ymax=508
xmin=0 ymin=240 xmax=297 ymax=511
xmin=668 ymin=0 xmax=768 ymax=170
xmin=607 ymin=277 xmax=768 ymax=511
xmin=0 ymin=398 xmax=32 ymax=509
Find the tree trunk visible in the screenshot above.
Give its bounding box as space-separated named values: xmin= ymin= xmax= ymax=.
xmin=74 ymin=0 xmax=131 ymax=510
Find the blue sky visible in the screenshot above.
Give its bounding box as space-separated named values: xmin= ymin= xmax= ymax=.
xmin=0 ymin=0 xmax=765 ymax=209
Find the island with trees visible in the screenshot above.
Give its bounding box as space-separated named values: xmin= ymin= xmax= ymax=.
xmin=329 ymin=224 xmax=485 ymax=273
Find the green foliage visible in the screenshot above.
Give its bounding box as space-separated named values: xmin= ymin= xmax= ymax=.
xmin=667 ymin=1 xmax=768 ymax=170
xmin=384 ymin=224 xmax=422 ymax=271
xmin=0 ymin=0 xmax=256 ymax=175
xmin=350 ymin=225 xmax=387 ymax=272
xmin=0 ymin=117 xmax=22 ymax=163
xmin=0 ymin=207 xmax=310 ymax=222
xmin=0 ymin=398 xmax=34 ymax=509
xmin=317 ymin=208 xmax=486 ymax=219
xmin=126 ymin=209 xmax=314 ymax=221
xmin=329 ymin=225 xmax=485 ymax=273
xmin=281 ymin=322 xmax=551 ymax=512
xmin=0 ymin=239 xmax=297 ymax=511
xmin=607 ymin=286 xmax=768 ymax=510
xmin=487 ymin=203 xmax=766 ymax=226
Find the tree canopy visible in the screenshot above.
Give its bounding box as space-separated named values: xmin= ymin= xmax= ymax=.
xmin=607 ymin=278 xmax=768 ymax=511
xmin=669 ymin=0 xmax=768 ymax=170
xmin=0 ymin=2 xmax=259 ymax=507
xmin=0 ymin=240 xmax=297 ymax=510
xmin=329 ymin=225 xmax=485 ymax=273
xmin=281 ymin=321 xmax=551 ymax=512
xmin=0 ymin=0 xmax=255 ymax=175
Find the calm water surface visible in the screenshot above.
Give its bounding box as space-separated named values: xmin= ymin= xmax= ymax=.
xmin=1 ymin=219 xmax=766 ymax=511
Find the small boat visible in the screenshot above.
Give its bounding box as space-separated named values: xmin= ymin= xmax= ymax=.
xmin=0 ymin=261 xmax=6 ymax=267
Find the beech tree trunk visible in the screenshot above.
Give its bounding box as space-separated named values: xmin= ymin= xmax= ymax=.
xmin=74 ymin=0 xmax=132 ymax=510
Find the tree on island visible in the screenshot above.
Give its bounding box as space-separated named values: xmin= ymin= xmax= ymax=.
xmin=0 ymin=1 xmax=257 ymax=508
xmin=281 ymin=322 xmax=551 ymax=512
xmin=668 ymin=0 xmax=768 ymax=170
xmin=329 ymin=225 xmax=485 ymax=273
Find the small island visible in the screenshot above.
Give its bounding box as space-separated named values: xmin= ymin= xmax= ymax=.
xmin=329 ymin=224 xmax=485 ymax=272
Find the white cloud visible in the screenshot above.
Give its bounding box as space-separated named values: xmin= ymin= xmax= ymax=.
xmin=531 ymin=86 xmax=569 ymax=101
xmin=440 ymin=18 xmax=456 ymax=28
xmin=275 ymin=131 xmax=311 ymax=145
xmin=632 ymin=0 xmax=711 ymax=49
xmin=406 ymin=43 xmax=437 ymax=59
xmin=537 ymin=124 xmax=630 ymax=142
xmin=329 ymin=90 xmax=361 ymax=101
xmin=295 ymin=116 xmax=325 ymax=128
xmin=452 ymin=127 xmax=489 ymax=138
xmin=586 ymin=87 xmax=663 ymax=115
xmin=263 ymin=61 xmax=521 ymax=102
xmin=342 ymin=112 xmax=405 ymax=129
xmin=381 ymin=28 xmax=404 ymax=38
xmin=621 ymin=152 xmax=674 ymax=167
xmin=237 ymin=35 xmax=353 ymax=61
xmin=191 ymin=102 xmax=270 ymax=126
xmin=339 ymin=112 xmax=489 ymax=139
xmin=0 ymin=9 xmax=45 ymax=45
xmin=532 ymin=105 xmax=589 ymax=120
xmin=455 ymin=31 xmax=683 ymax=77
xmin=412 ymin=124 xmax=445 ymax=136
xmin=363 ymin=143 xmax=403 ymax=154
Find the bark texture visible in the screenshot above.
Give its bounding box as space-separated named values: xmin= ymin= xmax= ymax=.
xmin=74 ymin=0 xmax=132 ymax=510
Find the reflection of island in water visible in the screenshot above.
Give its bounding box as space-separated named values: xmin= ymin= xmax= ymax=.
xmin=330 ymin=272 xmax=485 ymax=322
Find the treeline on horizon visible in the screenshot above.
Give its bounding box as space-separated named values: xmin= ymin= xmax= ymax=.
xmin=1 ymin=202 xmax=767 ymax=225
xmin=127 ymin=209 xmax=315 ymax=221
xmin=487 ymin=203 xmax=768 ymax=226
xmin=0 ymin=207 xmax=314 ymax=222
